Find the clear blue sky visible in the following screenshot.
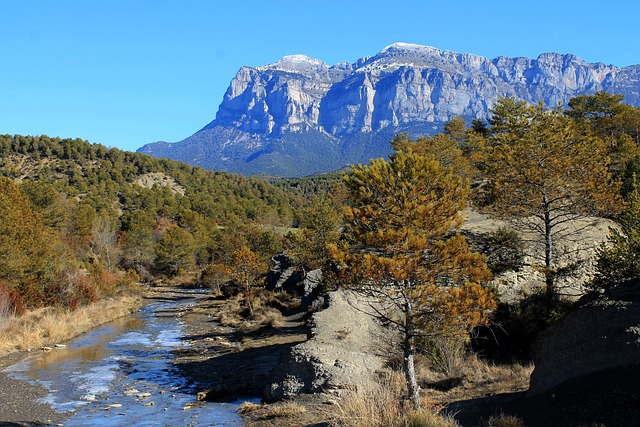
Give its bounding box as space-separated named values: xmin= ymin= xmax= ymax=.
xmin=2 ymin=0 xmax=639 ymax=152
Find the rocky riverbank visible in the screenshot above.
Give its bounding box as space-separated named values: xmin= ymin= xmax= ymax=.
xmin=0 ymin=294 xmax=144 ymax=425
xmin=171 ymin=289 xmax=390 ymax=426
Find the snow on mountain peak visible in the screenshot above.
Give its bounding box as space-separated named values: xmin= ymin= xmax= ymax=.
xmin=258 ymin=54 xmax=328 ymax=73
xmin=380 ymin=42 xmax=441 ymax=54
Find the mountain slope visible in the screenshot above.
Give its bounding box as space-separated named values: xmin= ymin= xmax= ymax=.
xmin=139 ymin=43 xmax=640 ymax=176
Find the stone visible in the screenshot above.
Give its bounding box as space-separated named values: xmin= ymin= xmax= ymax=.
xmin=265 ymin=289 xmax=389 ymax=401
xmin=528 ymin=281 xmax=640 ymax=396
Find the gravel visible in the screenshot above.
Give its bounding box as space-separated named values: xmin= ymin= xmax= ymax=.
xmin=0 ymin=370 xmax=68 ymax=426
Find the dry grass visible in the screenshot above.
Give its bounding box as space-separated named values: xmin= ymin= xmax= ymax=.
xmin=329 ymin=371 xmax=460 ymax=427
xmin=329 ymin=374 xmax=403 ymax=427
xmin=214 ymin=293 xmax=286 ymax=330
xmin=400 ymin=409 xmax=460 ymax=427
xmin=0 ymin=295 xmax=142 ymax=358
xmin=487 ymin=413 xmax=525 ymax=427
xmin=237 ymin=401 xmax=307 ymax=419
xmin=264 ymin=402 xmax=307 ymax=418
xmin=237 ymin=401 xmax=263 ymax=414
xmin=415 ymin=352 xmax=532 ymax=406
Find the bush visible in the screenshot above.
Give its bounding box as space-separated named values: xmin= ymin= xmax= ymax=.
xmin=590 ymin=187 xmax=640 ymax=291
xmin=419 ymin=335 xmax=466 ymax=377
xmin=0 ymin=281 xmax=25 ymax=317
xmin=483 ymin=227 xmax=525 ymax=274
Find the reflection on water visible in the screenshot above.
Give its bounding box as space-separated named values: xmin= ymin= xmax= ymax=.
xmin=3 ymin=293 xmax=245 ymax=426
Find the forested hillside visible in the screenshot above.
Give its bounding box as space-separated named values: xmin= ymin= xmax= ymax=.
xmin=0 ymin=134 xmax=315 ymax=312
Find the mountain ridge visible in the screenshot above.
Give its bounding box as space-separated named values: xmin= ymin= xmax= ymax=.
xmin=139 ymin=43 xmax=640 ymax=176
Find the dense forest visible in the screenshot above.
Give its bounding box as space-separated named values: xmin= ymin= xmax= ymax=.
xmin=0 ymin=134 xmax=344 ymax=312
xmin=0 ymin=93 xmax=640 ymax=311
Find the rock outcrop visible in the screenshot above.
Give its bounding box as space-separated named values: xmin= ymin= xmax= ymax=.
xmin=139 ymin=43 xmax=640 ymax=176
xmin=266 ymin=290 xmax=390 ymax=400
xmin=461 ymin=209 xmax=615 ymax=303
xmin=528 ymin=281 xmax=640 ymax=396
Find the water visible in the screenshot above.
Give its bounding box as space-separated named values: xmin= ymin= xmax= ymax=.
xmin=3 ymin=291 xmax=247 ymax=426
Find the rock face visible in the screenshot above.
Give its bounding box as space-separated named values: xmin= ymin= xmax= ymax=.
xmin=266 ymin=290 xmax=389 ymax=400
xmin=461 ymin=209 xmax=615 ymax=303
xmin=528 ymin=281 xmax=640 ymax=396
xmin=139 ymin=43 xmax=640 ymax=176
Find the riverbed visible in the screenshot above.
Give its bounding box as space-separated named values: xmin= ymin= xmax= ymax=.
xmin=1 ymin=289 xmax=247 ymax=426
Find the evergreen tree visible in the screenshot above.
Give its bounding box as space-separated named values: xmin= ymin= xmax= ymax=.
xmin=330 ymin=150 xmax=494 ymax=408
xmin=483 ymin=99 xmax=621 ymax=306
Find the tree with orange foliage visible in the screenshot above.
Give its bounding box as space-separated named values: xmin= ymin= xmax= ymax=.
xmin=329 ymin=150 xmax=494 ymax=409
xmin=390 ymin=132 xmax=473 ymax=181
xmin=227 ymin=245 xmax=266 ymax=317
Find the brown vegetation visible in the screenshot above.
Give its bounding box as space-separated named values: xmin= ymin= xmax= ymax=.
xmin=0 ymin=295 xmax=141 ymax=359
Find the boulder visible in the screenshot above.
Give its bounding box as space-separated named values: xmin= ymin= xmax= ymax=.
xmin=266 ymin=289 xmax=389 ymax=400
xmin=528 ymin=281 xmax=640 ymax=396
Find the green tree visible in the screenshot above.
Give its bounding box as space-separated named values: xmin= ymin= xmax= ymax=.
xmin=443 ymin=115 xmax=467 ymax=144
xmin=591 ymin=181 xmax=640 ymax=290
xmin=329 ymin=150 xmax=494 ymax=409
xmin=121 ymin=210 xmax=155 ymax=276
xmin=567 ymin=91 xmax=640 ymax=175
xmin=483 ymin=99 xmax=621 ymax=307
xmin=0 ymin=177 xmax=57 ymax=306
xmin=154 ymin=225 xmax=196 ymax=277
xmin=390 ymin=132 xmax=472 ymax=180
xmin=286 ymin=196 xmax=342 ymax=272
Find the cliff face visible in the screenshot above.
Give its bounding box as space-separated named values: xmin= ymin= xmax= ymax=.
xmin=139 ymin=43 xmax=640 ymax=176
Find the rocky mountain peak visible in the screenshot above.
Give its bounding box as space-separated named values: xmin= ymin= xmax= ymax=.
xmin=139 ymin=43 xmax=640 ymax=177
xmin=257 ymin=54 xmax=329 ymax=74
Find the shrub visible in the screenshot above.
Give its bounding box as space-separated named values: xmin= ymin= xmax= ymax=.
xmin=264 ymin=402 xmax=307 ymax=418
xmin=0 ymin=281 xmax=26 ymax=317
xmin=483 ymin=227 xmax=525 ymax=274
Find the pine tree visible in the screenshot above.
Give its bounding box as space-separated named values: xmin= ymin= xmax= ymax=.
xmin=330 ymin=150 xmax=494 ymax=408
xmin=483 ymin=99 xmax=621 ymax=306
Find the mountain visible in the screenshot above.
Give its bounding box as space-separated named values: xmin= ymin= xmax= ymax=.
xmin=139 ymin=42 xmax=640 ymax=177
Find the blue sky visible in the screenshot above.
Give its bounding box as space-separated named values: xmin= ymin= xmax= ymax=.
xmin=2 ymin=0 xmax=639 ymax=152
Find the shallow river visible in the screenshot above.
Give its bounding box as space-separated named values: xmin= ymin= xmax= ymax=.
xmin=3 ymin=291 xmax=246 ymax=426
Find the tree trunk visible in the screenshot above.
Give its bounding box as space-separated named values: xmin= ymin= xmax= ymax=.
xmin=543 ymin=206 xmax=556 ymax=310
xmin=244 ymin=279 xmax=254 ymax=317
xmin=403 ymin=311 xmax=421 ymax=409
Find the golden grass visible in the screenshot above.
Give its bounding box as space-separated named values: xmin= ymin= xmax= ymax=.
xmin=329 ymin=370 xmax=460 ymax=427
xmin=214 ymin=293 xmax=286 ymax=330
xmin=237 ymin=401 xmax=263 ymax=414
xmin=237 ymin=401 xmax=307 ymax=419
xmin=0 ymin=295 xmax=142 ymax=358
xmin=264 ymin=402 xmax=307 ymax=418
xmin=400 ymin=409 xmax=460 ymax=427
xmin=487 ymin=413 xmax=525 ymax=427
